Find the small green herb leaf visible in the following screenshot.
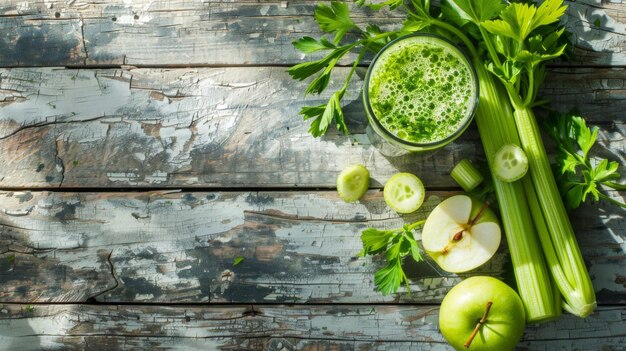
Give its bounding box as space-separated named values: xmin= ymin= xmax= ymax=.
xmin=402 ymin=17 xmax=430 ymax=33
xmin=559 ymin=151 xmax=580 ymax=174
xmin=287 ymin=51 xmax=340 ymax=82
xmin=305 ymin=64 xmax=333 ymax=95
xmin=359 ymin=222 xmax=425 ymax=295
xmin=593 ymin=18 xmax=601 ymax=28
xmin=357 ymin=0 xmax=404 ymax=11
xmin=364 ymin=24 xmax=396 ymax=53
xmin=592 ymin=159 xmax=620 ymax=183
xmin=543 ymin=112 xmax=626 ymax=210
xmin=289 ymin=1 xmax=405 ymax=137
xmin=287 ymin=58 xmax=330 ymax=82
xmin=405 ymin=235 xmax=423 ymax=263
xmin=481 ymin=2 xmax=530 ymax=42
xmin=361 ymin=228 xmax=396 ymax=255
xmin=442 ymin=0 xmax=505 ymax=26
xmin=485 ymin=60 xmax=522 ymax=86
xmin=514 ymin=29 xmax=568 ymax=73
xmin=289 ymin=43 xmax=354 ymax=97
xmin=233 ymin=256 xmax=245 ymax=266
xmin=374 ymin=258 xmax=407 ymax=296
xmin=302 ymin=90 xmax=348 ymax=138
xmin=293 ymin=36 xmax=336 ymax=53
xmin=532 ymin=0 xmax=568 ymax=30
xmin=572 ymin=116 xmax=598 ymax=159
xmin=482 ymin=0 xmax=567 ymax=43
xmin=315 ymin=2 xmax=356 ymax=44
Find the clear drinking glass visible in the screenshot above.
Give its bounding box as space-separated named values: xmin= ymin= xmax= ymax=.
xmin=363 ymin=33 xmax=479 ymax=153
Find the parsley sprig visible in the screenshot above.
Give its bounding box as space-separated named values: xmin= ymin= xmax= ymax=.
xmin=542 ymin=112 xmax=626 ymax=210
xmin=358 ymin=220 xmax=425 ymax=295
xmin=288 ymin=2 xmax=408 ymax=137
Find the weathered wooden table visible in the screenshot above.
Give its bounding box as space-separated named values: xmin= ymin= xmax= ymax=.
xmin=0 ymin=1 xmax=625 ymax=350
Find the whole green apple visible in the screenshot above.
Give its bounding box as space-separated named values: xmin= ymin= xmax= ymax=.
xmin=439 ymin=276 xmax=526 ymax=351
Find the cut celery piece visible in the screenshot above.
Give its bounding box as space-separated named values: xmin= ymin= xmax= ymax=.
xmin=451 ymin=159 xmax=484 ymax=192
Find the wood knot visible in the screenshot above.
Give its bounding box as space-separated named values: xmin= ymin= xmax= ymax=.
xmin=241 ymin=307 xmax=262 ymax=318
xmin=221 ymin=269 xmax=234 ymax=283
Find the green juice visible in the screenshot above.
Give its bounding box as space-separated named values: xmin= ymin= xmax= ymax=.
xmin=364 ymin=34 xmax=478 ymax=150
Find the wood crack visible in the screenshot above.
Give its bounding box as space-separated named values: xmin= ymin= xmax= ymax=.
xmin=243 ymin=210 xmax=399 ymax=224
xmin=79 ymin=16 xmax=89 ymax=65
xmin=0 ymin=221 xmax=42 ymax=232
xmin=0 ymin=242 xmax=85 ymax=255
xmin=0 ymin=247 xmax=55 ymax=255
xmin=0 ymin=115 xmax=116 ymax=141
xmin=54 ymin=139 xmax=65 ymax=188
xmin=85 ymin=251 xmax=119 ymax=303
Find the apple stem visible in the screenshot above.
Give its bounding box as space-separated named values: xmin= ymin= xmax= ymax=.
xmin=464 ymin=301 xmax=493 ymax=349
xmin=469 ymin=201 xmax=490 ymax=226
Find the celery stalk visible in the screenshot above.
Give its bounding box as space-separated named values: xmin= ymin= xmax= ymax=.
xmin=513 ymin=107 xmax=597 ymax=317
xmin=473 ymin=64 xmax=561 ymax=322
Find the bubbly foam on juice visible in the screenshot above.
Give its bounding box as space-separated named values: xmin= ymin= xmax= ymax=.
xmin=368 ymin=36 xmax=476 ymax=144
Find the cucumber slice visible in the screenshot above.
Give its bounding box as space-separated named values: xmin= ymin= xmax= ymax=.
xmin=384 ymin=173 xmax=425 ymax=214
xmin=494 ymin=143 xmax=529 ymax=182
xmin=337 ymin=164 xmax=370 ymax=202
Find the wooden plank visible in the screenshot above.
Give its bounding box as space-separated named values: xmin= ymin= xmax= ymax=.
xmin=1 ymin=66 xmax=624 ymax=189
xmin=542 ymin=67 xmax=626 ymax=118
xmin=0 ymin=304 xmax=623 ymax=351
xmin=1 ymin=190 xmax=624 ymax=304
xmin=0 ymin=1 xmax=624 ymax=67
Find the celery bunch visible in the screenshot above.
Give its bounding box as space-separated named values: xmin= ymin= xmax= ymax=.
xmin=442 ymin=0 xmax=596 ymax=318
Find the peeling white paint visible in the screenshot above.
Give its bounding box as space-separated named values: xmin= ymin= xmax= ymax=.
xmin=4 ymin=69 xmax=132 ymax=123
xmin=159 ymin=126 xmax=192 ymax=164
xmin=16 ymin=2 xmax=31 ymax=12
xmin=145 ymin=171 xmax=168 ymax=183
xmin=135 ymin=293 xmax=155 ymax=301
xmin=134 ymin=153 xmax=146 ymax=161
xmin=3 ymin=206 xmax=34 ymax=216
xmin=259 ymin=5 xmax=270 ymax=16
xmin=107 ymin=172 xmax=141 ymax=184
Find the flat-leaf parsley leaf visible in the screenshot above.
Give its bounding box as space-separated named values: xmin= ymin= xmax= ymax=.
xmin=542 ymin=112 xmax=626 ymax=210
xmin=358 ymin=221 xmax=425 ymax=295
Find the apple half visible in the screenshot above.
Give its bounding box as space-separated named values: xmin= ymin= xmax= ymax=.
xmin=422 ymin=195 xmax=501 ymax=273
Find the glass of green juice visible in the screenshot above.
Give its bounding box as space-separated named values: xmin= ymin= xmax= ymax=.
xmin=363 ymin=33 xmax=479 ymax=152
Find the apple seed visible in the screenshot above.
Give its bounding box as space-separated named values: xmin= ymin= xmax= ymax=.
xmin=445 ymin=201 xmax=491 ymax=252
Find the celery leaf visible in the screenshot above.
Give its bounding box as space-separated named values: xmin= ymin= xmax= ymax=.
xmin=441 ymin=0 xmax=504 ymax=26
